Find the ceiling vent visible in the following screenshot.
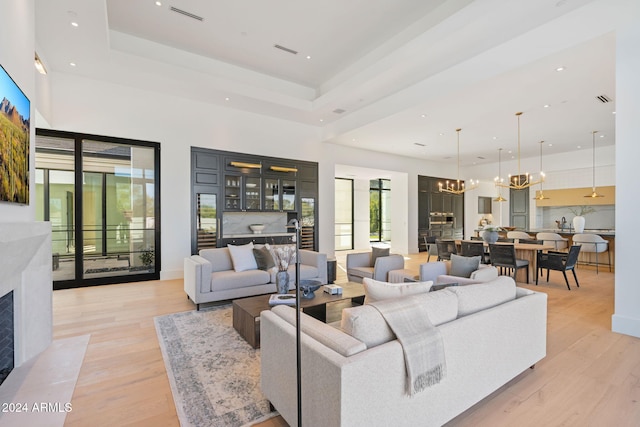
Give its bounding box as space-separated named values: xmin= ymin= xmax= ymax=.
xmin=333 ymin=108 xmax=346 ymax=114
xmin=274 ymin=44 xmax=298 ymax=55
xmin=414 ymin=142 xmax=426 ymax=147
xmin=596 ymin=94 xmax=612 ymax=103
xmin=170 ymin=6 xmax=204 ymax=21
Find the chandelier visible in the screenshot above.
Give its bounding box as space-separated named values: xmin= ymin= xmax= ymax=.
xmin=585 ymin=130 xmax=604 ymax=198
xmin=439 ymin=128 xmax=478 ymax=194
xmin=496 ymin=112 xmax=544 ymax=191
xmin=533 ymin=140 xmax=549 ymax=200
xmin=493 ymin=148 xmax=507 ymax=202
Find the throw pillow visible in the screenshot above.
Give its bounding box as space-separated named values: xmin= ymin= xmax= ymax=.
xmin=449 ymin=254 xmax=481 ymax=278
xmin=363 ymin=277 xmax=432 ymax=304
xmin=227 ymin=242 xmax=258 ymax=272
xmin=371 ymin=246 xmax=390 ymax=267
xmin=253 ymin=246 xmax=276 ymax=271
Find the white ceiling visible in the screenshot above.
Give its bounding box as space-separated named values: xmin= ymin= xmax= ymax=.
xmin=34 ymin=0 xmax=622 ymax=167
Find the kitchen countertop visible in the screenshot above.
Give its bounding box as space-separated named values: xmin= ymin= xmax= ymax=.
xmin=223 ymin=232 xmax=295 ymax=238
xmin=526 ymin=229 xmax=615 ymax=236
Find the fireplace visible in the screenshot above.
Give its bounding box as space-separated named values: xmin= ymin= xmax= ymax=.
xmin=0 ymin=291 xmax=13 ymax=385
xmin=0 ymin=222 xmax=52 ymax=389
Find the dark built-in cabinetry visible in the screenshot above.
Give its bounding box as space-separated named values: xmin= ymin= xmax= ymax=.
xmin=191 ymin=148 xmax=318 ymax=254
xmin=418 ymin=175 xmax=465 ymax=251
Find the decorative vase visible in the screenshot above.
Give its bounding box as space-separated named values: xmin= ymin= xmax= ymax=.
xmin=573 ymin=216 xmax=585 ymax=233
xmin=276 ymin=271 xmax=290 ymax=294
xmin=483 ymin=230 xmax=499 ymax=244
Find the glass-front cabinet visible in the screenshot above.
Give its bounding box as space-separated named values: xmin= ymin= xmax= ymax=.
xmin=224 ymin=175 xmax=261 ymax=211
xmin=264 ymin=177 xmax=296 ymax=211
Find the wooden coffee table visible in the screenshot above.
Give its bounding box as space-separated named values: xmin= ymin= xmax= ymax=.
xmin=232 ymin=282 xmax=365 ymax=349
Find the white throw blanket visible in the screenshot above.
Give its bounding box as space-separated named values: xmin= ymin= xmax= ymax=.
xmin=370 ymin=296 xmax=446 ymax=395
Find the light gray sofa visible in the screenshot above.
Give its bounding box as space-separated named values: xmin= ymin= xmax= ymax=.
xmin=418 ymin=260 xmax=499 ymax=285
xmin=261 ymin=277 xmax=547 ymax=426
xmin=184 ymin=246 xmax=327 ymax=310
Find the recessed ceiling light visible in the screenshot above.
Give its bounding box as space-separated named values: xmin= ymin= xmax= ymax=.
xmin=600 ymin=134 xmax=605 ymax=138
xmin=352 ymin=138 xmax=356 ymax=142
xmin=492 ymin=136 xmax=498 ymax=140
xmin=543 ymin=104 xmax=550 ymax=108
xmin=548 ymin=143 xmax=553 ymax=147
xmin=69 ymin=62 xmax=76 ymax=67
xmin=612 ymin=111 xmax=616 ymax=114
xmin=155 ymin=1 xmax=162 ymax=6
xmin=556 ymin=66 xmax=565 ymax=72
xmin=319 ymin=119 xmax=324 ymax=122
xmin=306 ymin=55 xmax=311 ymax=60
xmin=224 ymin=97 xmax=230 ymax=101
xmin=71 ymin=21 xmax=79 ymax=27
xmin=420 ymin=114 xmax=426 ymax=118
xmin=577 ymin=145 xmax=582 ymax=149
xmin=439 ymin=132 xmax=444 ymax=136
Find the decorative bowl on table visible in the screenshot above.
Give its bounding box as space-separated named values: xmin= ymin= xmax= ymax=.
xmin=502 ymin=226 xmax=517 ymax=231
xmin=299 ymin=279 xmax=322 ymax=299
xmin=249 ymin=224 xmax=265 ymax=234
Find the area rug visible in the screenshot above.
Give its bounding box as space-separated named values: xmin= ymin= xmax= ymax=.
xmin=154 ymin=305 xmax=276 ymax=427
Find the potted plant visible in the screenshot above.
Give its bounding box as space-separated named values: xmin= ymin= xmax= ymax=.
xmin=482 ymin=224 xmax=503 ymax=244
xmin=139 ymin=248 xmax=155 ymax=270
xmin=568 ymin=205 xmax=596 ymax=233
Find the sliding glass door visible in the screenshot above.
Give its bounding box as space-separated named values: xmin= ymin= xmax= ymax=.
xmin=36 ymin=130 xmax=160 ymax=289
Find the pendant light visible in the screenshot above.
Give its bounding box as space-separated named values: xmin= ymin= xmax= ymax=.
xmin=439 ymin=128 xmax=478 ymax=194
xmin=493 ymin=148 xmax=507 ymax=202
xmin=495 ymin=112 xmax=544 ymax=190
xmin=533 ymin=141 xmax=549 ymax=200
xmin=585 ymin=130 xmax=604 ymax=198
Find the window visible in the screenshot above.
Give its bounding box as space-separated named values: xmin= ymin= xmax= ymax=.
xmin=36 ymin=129 xmax=161 ymax=289
xmin=370 ymin=179 xmax=391 ymax=242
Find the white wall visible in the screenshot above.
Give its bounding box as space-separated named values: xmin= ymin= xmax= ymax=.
xmin=0 ymin=0 xmax=35 ymax=222
xmin=42 ymin=73 xmax=454 ymax=277
xmin=612 ymin=16 xmax=640 ymax=338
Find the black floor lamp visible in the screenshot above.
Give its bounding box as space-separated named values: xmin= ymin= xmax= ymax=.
xmin=287 ymin=218 xmax=302 ymax=426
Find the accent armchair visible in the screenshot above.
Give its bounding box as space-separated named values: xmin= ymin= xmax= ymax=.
xmin=346 ymin=252 xmax=404 ymax=283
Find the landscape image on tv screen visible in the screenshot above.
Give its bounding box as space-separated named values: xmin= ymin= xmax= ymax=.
xmin=0 ymin=63 xmax=30 ymax=204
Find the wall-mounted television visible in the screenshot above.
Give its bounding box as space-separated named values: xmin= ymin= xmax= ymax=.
xmin=0 ymin=63 xmax=30 ymax=204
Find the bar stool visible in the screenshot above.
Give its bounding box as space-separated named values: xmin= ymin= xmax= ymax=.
xmin=536 ymin=232 xmax=569 ymax=251
xmin=571 ymin=233 xmax=611 ymax=273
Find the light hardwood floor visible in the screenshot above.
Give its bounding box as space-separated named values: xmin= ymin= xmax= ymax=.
xmin=53 ymin=253 xmax=640 ymax=427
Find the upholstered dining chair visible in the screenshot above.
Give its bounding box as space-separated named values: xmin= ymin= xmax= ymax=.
xmin=536 ymin=245 xmax=581 ymax=290
xmin=507 ymin=231 xmax=533 ymax=242
xmin=436 ymin=239 xmax=457 ymax=261
xmin=571 ymin=233 xmax=611 ymax=273
xmin=536 ymin=232 xmax=569 ymax=251
xmin=488 ymin=244 xmax=529 ymax=283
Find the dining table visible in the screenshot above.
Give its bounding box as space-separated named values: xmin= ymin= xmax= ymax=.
xmin=456 ymin=240 xmax=555 ymax=283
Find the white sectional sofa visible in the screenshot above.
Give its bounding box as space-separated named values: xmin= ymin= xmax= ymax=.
xmin=261 ymin=277 xmax=547 ymax=426
xmin=184 ymin=245 xmax=327 ymax=310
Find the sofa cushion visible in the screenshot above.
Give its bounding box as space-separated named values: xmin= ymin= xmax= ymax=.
xmin=449 ymin=254 xmax=481 ymax=278
xmin=371 ymin=247 xmax=390 ymax=267
xmin=210 ymin=269 xmax=270 ymax=292
xmin=228 ymin=242 xmax=258 ymax=272
xmin=271 ymin=305 xmax=367 ymax=357
xmin=253 ymin=246 xmax=276 ymax=270
xmin=363 ymin=278 xmax=432 ymax=304
xmin=341 ymin=290 xmax=458 ymax=348
xmin=445 ymin=276 xmax=516 ymax=317
xmin=199 ymin=248 xmax=233 ymax=272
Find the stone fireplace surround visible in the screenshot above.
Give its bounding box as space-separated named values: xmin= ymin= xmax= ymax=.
xmin=0 ymin=222 xmax=52 ymax=379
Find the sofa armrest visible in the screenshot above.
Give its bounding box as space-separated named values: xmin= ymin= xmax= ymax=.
xmin=183 ymin=255 xmax=212 ymax=302
xmin=299 ymin=249 xmax=328 ymax=284
xmin=372 ymin=254 xmax=404 ymax=281
xmin=346 ymin=252 xmax=371 ymax=269
xmin=470 ymin=265 xmax=499 ymax=282
xmin=419 ymin=261 xmax=447 ymax=282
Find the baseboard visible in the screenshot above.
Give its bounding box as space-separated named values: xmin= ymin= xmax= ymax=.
xmin=160 ymin=269 xmax=183 ymax=281
xmin=612 ymin=313 xmax=640 ymax=338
